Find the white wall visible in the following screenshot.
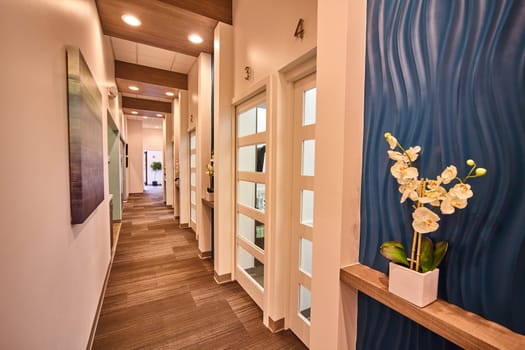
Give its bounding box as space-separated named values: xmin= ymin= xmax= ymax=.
xmin=233 ymin=0 xmax=317 ymax=96
xmin=143 ymin=127 xmax=163 ymax=150
xmin=127 ymin=119 xmax=144 ymax=193
xmin=0 ymin=0 xmax=117 ymax=348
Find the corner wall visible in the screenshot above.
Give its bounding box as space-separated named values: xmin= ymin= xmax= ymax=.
xmin=0 ymin=0 xmax=116 ymax=348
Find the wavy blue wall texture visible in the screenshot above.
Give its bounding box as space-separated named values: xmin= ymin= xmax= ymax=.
xmin=359 ymin=0 xmax=525 ymax=348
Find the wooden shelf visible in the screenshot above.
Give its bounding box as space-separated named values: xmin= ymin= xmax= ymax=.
xmin=201 ymin=198 xmax=214 ymax=208
xmin=340 ymin=263 xmax=525 ymax=350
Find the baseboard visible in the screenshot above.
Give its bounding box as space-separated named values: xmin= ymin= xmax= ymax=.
xmin=198 ymin=250 xmax=212 ymax=259
xmin=268 ymin=316 xmax=285 ymax=333
xmin=86 ymin=224 xmax=121 ymax=349
xmin=167 ymin=205 xmax=173 ymax=209
xmin=214 ymin=271 xmax=233 ymax=284
xmin=112 ymin=219 xmax=122 ymax=223
xmin=179 ymin=223 xmax=189 ymax=229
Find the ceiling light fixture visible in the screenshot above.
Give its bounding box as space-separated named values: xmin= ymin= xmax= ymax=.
xmin=121 ymin=14 xmax=141 ymax=27
xmin=156 ymin=113 xmax=163 ymax=117
xmin=129 ymin=85 xmax=139 ymax=91
xmin=188 ymin=34 xmax=203 ymax=44
xmin=165 ymin=91 xmax=175 ymax=97
xmin=131 ymin=111 xmax=138 ymax=115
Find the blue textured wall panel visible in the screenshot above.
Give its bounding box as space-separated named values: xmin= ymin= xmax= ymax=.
xmin=359 ymin=0 xmax=525 ymax=348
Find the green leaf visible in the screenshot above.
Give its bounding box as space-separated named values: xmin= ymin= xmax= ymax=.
xmin=419 ymin=237 xmax=434 ymax=272
xmin=380 ymin=241 xmax=409 ymax=266
xmin=432 ymin=241 xmax=448 ymax=269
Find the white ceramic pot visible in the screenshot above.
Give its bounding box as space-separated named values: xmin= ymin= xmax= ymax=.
xmin=388 ymin=262 xmax=439 ymax=307
xmin=205 ymin=191 xmax=214 ymax=201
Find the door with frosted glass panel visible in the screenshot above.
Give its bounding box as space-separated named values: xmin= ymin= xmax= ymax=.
xmin=190 ymin=130 xmax=197 ymax=232
xmin=235 ymin=93 xmax=267 ymax=309
xmin=289 ymin=73 xmax=316 ymax=346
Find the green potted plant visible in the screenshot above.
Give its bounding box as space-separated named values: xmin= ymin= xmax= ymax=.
xmin=150 ymin=161 xmax=162 ymax=186
xmin=380 ymin=132 xmax=487 ymax=307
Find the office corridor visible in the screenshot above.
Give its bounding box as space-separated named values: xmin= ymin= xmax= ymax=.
xmin=93 ymin=188 xmax=305 ymax=349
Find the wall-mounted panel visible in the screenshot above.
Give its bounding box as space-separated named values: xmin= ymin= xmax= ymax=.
xmin=359 ymin=0 xmax=525 ymax=348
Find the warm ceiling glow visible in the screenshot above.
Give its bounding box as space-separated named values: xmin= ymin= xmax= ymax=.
xmin=188 ymin=34 xmax=203 ymax=44
xmin=156 ymin=113 xmax=163 ymax=117
xmin=131 ymin=111 xmax=138 ymax=115
xmin=129 ymin=85 xmax=139 ymax=91
xmin=121 ymin=14 xmax=141 ymax=27
xmin=165 ymin=91 xmax=175 ymax=97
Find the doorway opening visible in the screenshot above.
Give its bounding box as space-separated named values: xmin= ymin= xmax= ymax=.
xmin=144 ymin=149 xmax=163 ymax=187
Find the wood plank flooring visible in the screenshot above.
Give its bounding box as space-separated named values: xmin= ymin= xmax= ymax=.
xmin=93 ymin=187 xmax=306 ymax=349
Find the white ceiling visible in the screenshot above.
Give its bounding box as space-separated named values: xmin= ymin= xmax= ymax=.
xmin=110 ymin=36 xmax=197 ymax=74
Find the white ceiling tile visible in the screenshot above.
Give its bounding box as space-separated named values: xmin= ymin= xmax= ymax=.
xmin=171 ymin=53 xmax=197 ymax=73
xmin=111 ymin=37 xmax=137 ymax=63
xmin=137 ymin=43 xmax=175 ymax=70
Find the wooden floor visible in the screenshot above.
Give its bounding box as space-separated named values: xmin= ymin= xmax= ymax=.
xmin=93 ymin=187 xmax=306 ymax=349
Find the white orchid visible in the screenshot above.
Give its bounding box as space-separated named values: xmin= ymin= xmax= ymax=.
xmin=412 ymin=207 xmax=440 ymax=234
xmin=382 ymin=132 xmax=487 ymax=272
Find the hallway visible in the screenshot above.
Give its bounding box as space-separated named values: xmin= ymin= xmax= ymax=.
xmin=93 ymin=188 xmax=306 ymax=349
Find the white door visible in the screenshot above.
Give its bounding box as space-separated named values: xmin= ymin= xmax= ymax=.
xmin=288 ymin=73 xmax=316 ymax=346
xmin=235 ymin=92 xmax=267 ymax=309
xmin=189 ymin=130 xmax=197 ymax=232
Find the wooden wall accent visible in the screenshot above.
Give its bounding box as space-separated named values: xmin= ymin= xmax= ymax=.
xmin=115 ymin=61 xmax=188 ymax=90
xmin=122 ymin=97 xmax=172 ymax=113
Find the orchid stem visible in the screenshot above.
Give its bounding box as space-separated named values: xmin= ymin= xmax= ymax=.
xmin=415 ymin=232 xmax=422 ymax=272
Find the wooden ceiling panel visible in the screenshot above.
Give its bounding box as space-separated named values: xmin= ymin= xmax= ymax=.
xmin=115 ymin=61 xmax=187 ymax=90
xmin=122 ymin=96 xmax=172 ymax=114
xmin=116 ymin=78 xmax=178 ymax=101
xmin=157 ymin=0 xmax=232 ymax=24
xmin=96 ymin=0 xmax=216 ymax=56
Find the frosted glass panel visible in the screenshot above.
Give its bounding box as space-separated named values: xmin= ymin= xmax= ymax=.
xmin=237 ymin=103 xmax=267 ymax=137
xmin=238 ymin=144 xmax=266 ymax=172
xmin=190 ymin=173 xmax=196 ymax=186
xmin=301 ymin=190 xmax=314 ymax=227
xmin=237 ymin=245 xmax=264 ymax=288
xmin=302 ymin=139 xmax=315 ymax=176
xmin=238 ymin=213 xmax=264 ymax=250
xmin=190 ymin=133 xmax=196 ymax=149
xmin=238 ymin=181 xmax=265 ymax=212
xmin=190 ymin=154 xmax=196 ymax=168
xmin=191 ymin=191 xmax=196 ymax=205
xmin=303 ymin=87 xmax=317 ymax=126
xmin=191 ymin=207 xmax=196 ymax=223
xmin=299 ymin=285 xmax=311 ymax=322
xmin=300 ymin=238 xmax=312 ymax=276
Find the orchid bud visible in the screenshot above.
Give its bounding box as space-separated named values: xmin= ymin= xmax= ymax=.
xmin=466 ymin=159 xmax=475 ymax=166
xmin=475 ymin=168 xmax=487 ymax=177
xmin=384 ymin=132 xmax=392 ymax=139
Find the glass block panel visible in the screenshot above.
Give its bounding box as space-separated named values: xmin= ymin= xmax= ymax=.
xmin=238 ymin=144 xmax=266 ymax=172
xmin=300 ymin=238 xmax=312 ymax=276
xmin=190 ymin=133 xmax=196 ymax=149
xmin=190 ymin=154 xmax=196 ymax=168
xmin=191 ymin=190 xmax=196 ymax=205
xmin=238 ymin=213 xmax=264 ymax=250
xmin=238 ymin=181 xmax=265 ymax=212
xmin=237 ymin=245 xmax=264 ymax=288
xmin=302 ymin=139 xmax=315 ymax=176
xmin=299 ymin=285 xmax=312 ymax=322
xmin=303 ymin=87 xmax=317 ymax=126
xmin=191 ymin=173 xmax=196 ymax=186
xmin=301 ymin=190 xmax=314 ymax=227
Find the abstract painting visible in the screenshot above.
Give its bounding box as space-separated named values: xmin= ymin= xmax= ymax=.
xmin=66 ymin=47 xmax=104 ymax=224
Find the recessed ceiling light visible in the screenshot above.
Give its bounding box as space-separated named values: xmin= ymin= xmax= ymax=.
xmin=188 ymin=34 xmax=203 ymax=44
xmin=165 ymin=91 xmax=175 ymax=97
xmin=156 ymin=113 xmax=163 ymax=117
xmin=121 ymin=14 xmax=141 ymax=27
xmin=131 ymin=111 xmax=138 ymax=115
xmin=129 ymin=85 xmax=139 ymax=91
